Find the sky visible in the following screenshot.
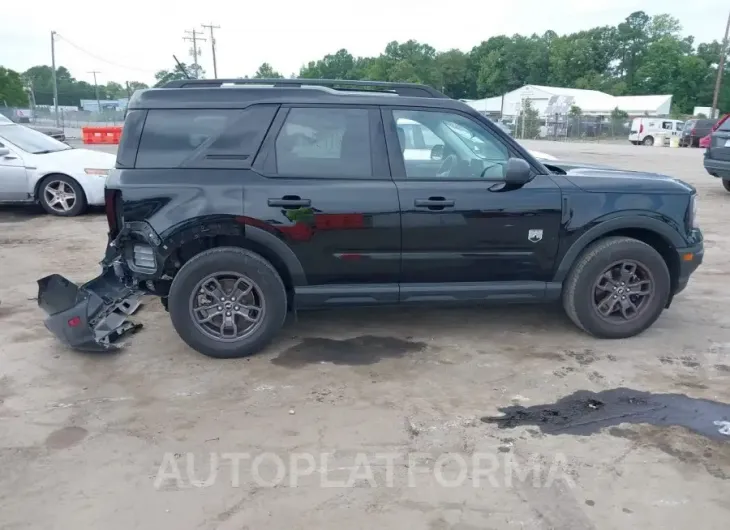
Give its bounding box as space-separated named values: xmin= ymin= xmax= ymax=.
xmin=1 ymin=0 xmax=728 ymax=86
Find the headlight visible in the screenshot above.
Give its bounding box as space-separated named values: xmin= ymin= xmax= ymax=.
xmin=689 ymin=194 xmax=698 ymax=229
xmin=84 ymin=168 xmax=110 ymax=177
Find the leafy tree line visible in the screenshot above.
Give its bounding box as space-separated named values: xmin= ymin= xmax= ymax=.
xmin=1 ymin=10 xmax=728 ymax=114
xmin=0 ymin=64 xmax=149 ymax=108
xmin=288 ymin=11 xmax=729 ymax=114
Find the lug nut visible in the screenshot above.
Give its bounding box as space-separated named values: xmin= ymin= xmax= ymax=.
xmin=226 ymin=311 xmax=231 ymax=316
xmin=217 ymin=306 xmax=222 ymax=311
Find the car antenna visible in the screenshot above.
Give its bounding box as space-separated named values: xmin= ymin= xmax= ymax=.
xmin=172 ymin=55 xmax=191 ymax=79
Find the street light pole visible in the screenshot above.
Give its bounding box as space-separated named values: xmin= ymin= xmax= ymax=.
xmin=711 ymin=10 xmax=730 ymax=119
xmin=51 ymin=31 xmax=59 ymax=127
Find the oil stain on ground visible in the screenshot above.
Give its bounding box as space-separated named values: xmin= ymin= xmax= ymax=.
xmin=481 ymin=388 xmax=730 ymax=442
xmin=45 ymin=426 xmax=88 ymax=450
xmin=271 ymin=335 xmax=427 ymax=367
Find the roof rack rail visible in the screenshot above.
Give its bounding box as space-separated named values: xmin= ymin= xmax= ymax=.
xmin=161 ymin=78 xmax=448 ymax=98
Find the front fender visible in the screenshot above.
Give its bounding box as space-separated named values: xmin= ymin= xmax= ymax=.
xmin=553 ymin=215 xmax=686 ymax=283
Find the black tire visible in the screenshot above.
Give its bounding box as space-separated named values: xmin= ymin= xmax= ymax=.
xmin=168 ymin=247 xmax=287 ymax=358
xmin=642 ymin=136 xmax=654 ymax=146
xmin=722 ymin=180 xmax=730 ymax=193
xmin=38 ymin=174 xmax=87 ymax=217
xmin=562 ymin=237 xmax=670 ymax=339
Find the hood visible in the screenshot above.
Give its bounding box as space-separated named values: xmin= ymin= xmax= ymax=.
xmin=34 ymin=148 xmax=116 ymax=173
xmin=529 ymin=150 xmax=557 ymax=161
xmin=545 ymin=162 xmax=694 ymax=194
xmin=30 ymin=125 xmax=64 ymax=134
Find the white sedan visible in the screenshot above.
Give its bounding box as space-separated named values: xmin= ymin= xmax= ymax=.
xmin=0 ymin=117 xmax=115 ymax=216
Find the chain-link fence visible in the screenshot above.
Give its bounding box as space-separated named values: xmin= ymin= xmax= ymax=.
xmin=31 ymin=107 xmax=125 ymax=129
xmin=504 ymin=113 xmax=631 ymax=142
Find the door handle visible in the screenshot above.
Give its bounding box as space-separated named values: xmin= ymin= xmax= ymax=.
xmin=268 ymin=197 xmax=311 ymax=208
xmin=3 ymin=155 xmax=17 ymax=160
xmin=414 ymin=197 xmax=455 ymax=209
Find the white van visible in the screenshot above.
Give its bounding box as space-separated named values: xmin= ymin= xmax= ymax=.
xmin=628 ymin=118 xmax=684 ymax=146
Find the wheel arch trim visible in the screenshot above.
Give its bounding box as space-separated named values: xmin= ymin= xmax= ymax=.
xmin=553 ymin=216 xmax=685 ymax=283
xmin=158 ymin=217 xmax=307 ymax=286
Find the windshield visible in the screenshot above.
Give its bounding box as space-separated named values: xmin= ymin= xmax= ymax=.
xmin=0 ymin=124 xmax=71 ymax=154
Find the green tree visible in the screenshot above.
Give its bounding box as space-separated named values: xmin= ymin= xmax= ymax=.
xmin=105 ymin=81 xmax=124 ymax=99
xmin=569 ymin=105 xmax=583 ymax=117
xmin=254 ymin=63 xmax=283 ymax=79
xmin=0 ymin=67 xmax=27 ymax=107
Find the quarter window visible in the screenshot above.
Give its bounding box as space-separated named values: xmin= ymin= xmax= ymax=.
xmin=136 ymin=106 xmax=276 ymax=168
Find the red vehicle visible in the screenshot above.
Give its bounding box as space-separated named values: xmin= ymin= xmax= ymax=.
xmin=700 ymin=114 xmax=729 ymax=148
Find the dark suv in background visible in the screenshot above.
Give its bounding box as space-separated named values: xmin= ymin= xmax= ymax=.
xmin=36 ymin=79 xmax=704 ymax=358
xmin=680 ymin=118 xmax=717 ymax=147
xmin=704 ymin=115 xmax=730 ymax=191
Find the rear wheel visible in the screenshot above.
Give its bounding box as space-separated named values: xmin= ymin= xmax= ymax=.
xmin=642 ymin=136 xmax=654 ymax=146
xmin=722 ymin=180 xmax=730 ymax=192
xmin=38 ymin=175 xmax=87 ymax=216
xmin=563 ymin=237 xmax=670 ymax=339
xmin=168 ymin=247 xmax=287 ymax=358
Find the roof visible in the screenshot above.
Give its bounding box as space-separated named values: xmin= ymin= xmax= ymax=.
xmin=129 ymin=85 xmax=472 ymax=112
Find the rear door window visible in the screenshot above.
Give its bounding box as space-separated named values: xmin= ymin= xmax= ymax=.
xmin=136 ymin=106 xmax=277 ymax=168
xmin=273 ymin=107 xmax=373 ymax=178
xmin=718 ymin=118 xmax=730 ymax=132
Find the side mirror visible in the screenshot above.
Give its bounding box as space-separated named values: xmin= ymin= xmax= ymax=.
xmin=504 ymin=157 xmax=531 ymax=185
xmin=430 ymin=144 xmax=444 ymax=161
xmin=0 ymin=147 xmax=10 ymax=157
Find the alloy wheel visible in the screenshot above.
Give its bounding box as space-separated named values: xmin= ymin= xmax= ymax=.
xmin=44 ymin=180 xmax=77 ymax=213
xmin=592 ymin=260 xmax=654 ymax=323
xmin=189 ymin=272 xmax=265 ymax=342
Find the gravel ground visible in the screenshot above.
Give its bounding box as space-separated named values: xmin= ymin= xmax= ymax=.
xmin=0 ymin=141 xmax=728 ymax=530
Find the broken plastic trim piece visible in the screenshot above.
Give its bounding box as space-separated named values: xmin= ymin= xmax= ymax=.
xmin=37 ymin=269 xmax=144 ymax=352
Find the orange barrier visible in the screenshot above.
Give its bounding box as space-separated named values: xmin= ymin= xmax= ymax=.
xmin=81 ymin=126 xmax=123 ymax=145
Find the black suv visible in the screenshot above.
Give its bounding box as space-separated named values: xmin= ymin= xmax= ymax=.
xmin=703 ymin=114 xmax=730 ymax=191
xmin=36 ymin=79 xmax=704 ymax=358
xmin=680 ymin=118 xmax=717 ymax=147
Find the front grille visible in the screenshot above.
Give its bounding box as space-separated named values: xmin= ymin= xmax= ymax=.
xmin=132 ymin=244 xmax=156 ymax=271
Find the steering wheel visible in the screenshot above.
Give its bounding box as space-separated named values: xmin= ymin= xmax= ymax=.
xmin=437 ymin=154 xmax=458 ymax=178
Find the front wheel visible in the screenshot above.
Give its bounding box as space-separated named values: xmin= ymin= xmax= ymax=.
xmin=38 ymin=175 xmax=87 ymax=216
xmin=168 ymin=247 xmax=287 ymax=358
xmin=563 ymin=237 xmax=670 ymax=339
xmin=642 ymin=136 xmax=654 ymax=146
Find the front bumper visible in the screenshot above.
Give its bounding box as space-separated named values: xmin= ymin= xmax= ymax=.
xmin=673 ymin=234 xmax=704 ymax=297
xmin=37 ymin=267 xmax=144 ymax=352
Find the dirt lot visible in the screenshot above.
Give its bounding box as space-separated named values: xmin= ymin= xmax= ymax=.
xmin=1 ymin=141 xmax=729 ymax=530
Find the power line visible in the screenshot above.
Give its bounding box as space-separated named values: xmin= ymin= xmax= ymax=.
xmin=201 ymin=23 xmax=220 ymax=78
xmin=53 ymin=33 xmax=156 ymax=74
xmin=88 ymin=70 xmax=102 ymax=112
xmin=183 ymin=29 xmax=206 ymax=78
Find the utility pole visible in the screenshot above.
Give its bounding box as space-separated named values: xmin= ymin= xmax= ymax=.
xmin=89 ymin=70 xmax=102 ymax=114
xmin=51 ymin=31 xmax=59 ymax=127
xmin=183 ymin=29 xmax=206 ymax=78
xmin=201 ymin=23 xmax=220 ymax=78
xmin=711 ymin=9 xmax=730 ymax=119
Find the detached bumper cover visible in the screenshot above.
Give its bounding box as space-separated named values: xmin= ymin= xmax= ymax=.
xmin=37 ymin=268 xmax=144 ymax=352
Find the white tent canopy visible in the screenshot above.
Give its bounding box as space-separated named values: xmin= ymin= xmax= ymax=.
xmin=465 ymin=85 xmax=672 ymax=118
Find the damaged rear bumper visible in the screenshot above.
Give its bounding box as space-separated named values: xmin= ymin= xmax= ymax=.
xmin=37 ymin=267 xmax=144 ymax=352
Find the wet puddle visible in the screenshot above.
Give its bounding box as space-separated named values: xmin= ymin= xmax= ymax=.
xmin=481 ymin=388 xmax=730 ymax=442
xmin=271 ymin=335 xmax=426 ymax=367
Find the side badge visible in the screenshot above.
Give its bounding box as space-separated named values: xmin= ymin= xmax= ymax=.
xmin=528 ymin=229 xmax=543 ymax=243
